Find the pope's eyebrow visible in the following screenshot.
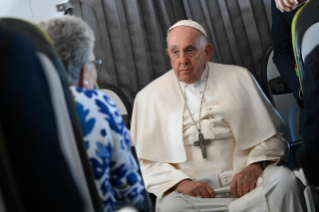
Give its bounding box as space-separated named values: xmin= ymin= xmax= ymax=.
xmin=185 ymin=45 xmax=197 ymax=49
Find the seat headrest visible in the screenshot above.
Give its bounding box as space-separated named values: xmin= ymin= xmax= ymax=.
xmin=1 ymin=18 xmax=52 ymax=53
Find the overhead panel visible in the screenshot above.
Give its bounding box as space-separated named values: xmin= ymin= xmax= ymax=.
xmin=0 ymin=0 xmax=34 ymax=22
xmin=0 ymin=0 xmax=66 ymax=24
xmin=29 ymin=0 xmax=66 ymax=23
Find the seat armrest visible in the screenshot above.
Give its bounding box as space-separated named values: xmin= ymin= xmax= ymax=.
xmin=288 ymin=139 xmax=303 ymax=147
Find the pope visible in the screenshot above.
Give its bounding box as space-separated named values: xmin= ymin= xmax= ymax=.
xmin=131 ymin=20 xmax=306 ymax=212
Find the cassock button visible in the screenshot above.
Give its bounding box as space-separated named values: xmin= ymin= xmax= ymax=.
xmin=223 ymin=179 xmax=227 ymax=182
xmin=199 ymin=91 xmax=203 ymax=94
xmin=209 ymin=108 xmax=212 ymax=110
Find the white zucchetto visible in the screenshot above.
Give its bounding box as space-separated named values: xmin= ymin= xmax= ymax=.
xmin=168 ymin=20 xmax=207 ymax=38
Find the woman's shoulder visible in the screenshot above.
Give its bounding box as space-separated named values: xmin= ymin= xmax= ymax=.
xmin=70 ymin=86 xmax=117 ymax=109
xmin=70 ymin=86 xmax=124 ymax=132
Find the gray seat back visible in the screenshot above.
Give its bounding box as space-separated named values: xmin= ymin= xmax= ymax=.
xmin=264 ymin=48 xmax=302 ymax=143
xmin=261 ymin=46 xmax=302 ymax=168
xmin=301 ymin=22 xmax=319 ymax=63
xmin=99 ymin=84 xmax=132 ymax=130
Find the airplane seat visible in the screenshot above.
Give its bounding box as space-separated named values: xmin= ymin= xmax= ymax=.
xmin=99 ymin=84 xmax=155 ymax=212
xmin=261 ymin=45 xmax=302 ymax=168
xmin=99 ymin=84 xmax=133 ymax=130
xmin=261 ymin=48 xmax=319 ymax=212
xmin=291 ymin=1 xmax=319 ymax=210
xmin=0 ymin=25 xmax=85 ymax=212
xmin=0 ymin=18 xmax=103 ymax=212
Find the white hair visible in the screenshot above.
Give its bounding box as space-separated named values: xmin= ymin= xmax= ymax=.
xmin=39 ymin=16 xmax=95 ymax=85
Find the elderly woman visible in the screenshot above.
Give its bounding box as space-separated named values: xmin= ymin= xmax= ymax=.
xmin=39 ymin=16 xmax=144 ymax=211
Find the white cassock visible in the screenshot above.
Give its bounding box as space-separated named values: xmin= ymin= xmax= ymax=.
xmin=131 ymin=62 xmax=307 ymax=212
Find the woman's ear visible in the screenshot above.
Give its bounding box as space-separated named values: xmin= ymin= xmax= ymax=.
xmin=79 ymin=65 xmax=86 ymax=87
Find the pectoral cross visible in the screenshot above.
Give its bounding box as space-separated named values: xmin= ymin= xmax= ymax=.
xmin=193 ymin=133 xmax=211 ymax=159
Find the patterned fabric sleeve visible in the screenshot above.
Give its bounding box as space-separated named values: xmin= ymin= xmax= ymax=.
xmin=70 ymin=86 xmax=145 ymax=212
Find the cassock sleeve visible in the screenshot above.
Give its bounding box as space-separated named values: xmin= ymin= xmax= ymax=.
xmin=139 ymin=159 xmax=190 ymax=198
xmin=246 ymin=129 xmax=288 ymax=167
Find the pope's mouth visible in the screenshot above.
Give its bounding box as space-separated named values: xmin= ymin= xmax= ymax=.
xmin=180 ymin=69 xmax=192 ymax=72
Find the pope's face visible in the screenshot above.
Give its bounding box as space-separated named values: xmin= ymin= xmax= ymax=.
xmin=166 ymin=26 xmax=213 ymax=84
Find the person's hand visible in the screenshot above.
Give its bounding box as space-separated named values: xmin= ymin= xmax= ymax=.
xmin=170 ymin=179 xmax=215 ymax=198
xmin=275 ymin=0 xmax=298 ymax=12
xmin=230 ymin=163 xmax=263 ymax=197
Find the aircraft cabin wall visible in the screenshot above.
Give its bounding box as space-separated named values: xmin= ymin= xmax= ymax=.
xmin=0 ymin=0 xmax=66 ymax=23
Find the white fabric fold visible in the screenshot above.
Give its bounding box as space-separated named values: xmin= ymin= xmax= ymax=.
xmin=131 ymin=62 xmax=284 ymax=163
xmin=140 ymin=160 xmax=190 ymax=198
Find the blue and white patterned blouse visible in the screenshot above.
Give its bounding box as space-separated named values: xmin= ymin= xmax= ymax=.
xmin=70 ymin=86 xmax=145 ymax=212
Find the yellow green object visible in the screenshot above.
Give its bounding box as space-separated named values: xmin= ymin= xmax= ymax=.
xmin=95 ymin=81 xmax=100 ymax=90
xmin=291 ymin=0 xmax=313 ymax=94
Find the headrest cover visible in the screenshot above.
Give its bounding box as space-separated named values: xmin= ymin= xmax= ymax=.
xmin=168 ymin=20 xmax=207 ymax=38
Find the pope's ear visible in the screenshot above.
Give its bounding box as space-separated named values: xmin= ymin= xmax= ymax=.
xmin=205 ymin=44 xmax=213 ymax=62
xmin=166 ymin=49 xmax=170 ymax=57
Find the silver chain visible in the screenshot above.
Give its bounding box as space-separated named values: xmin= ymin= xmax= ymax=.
xmin=177 ymin=65 xmax=209 ymax=134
